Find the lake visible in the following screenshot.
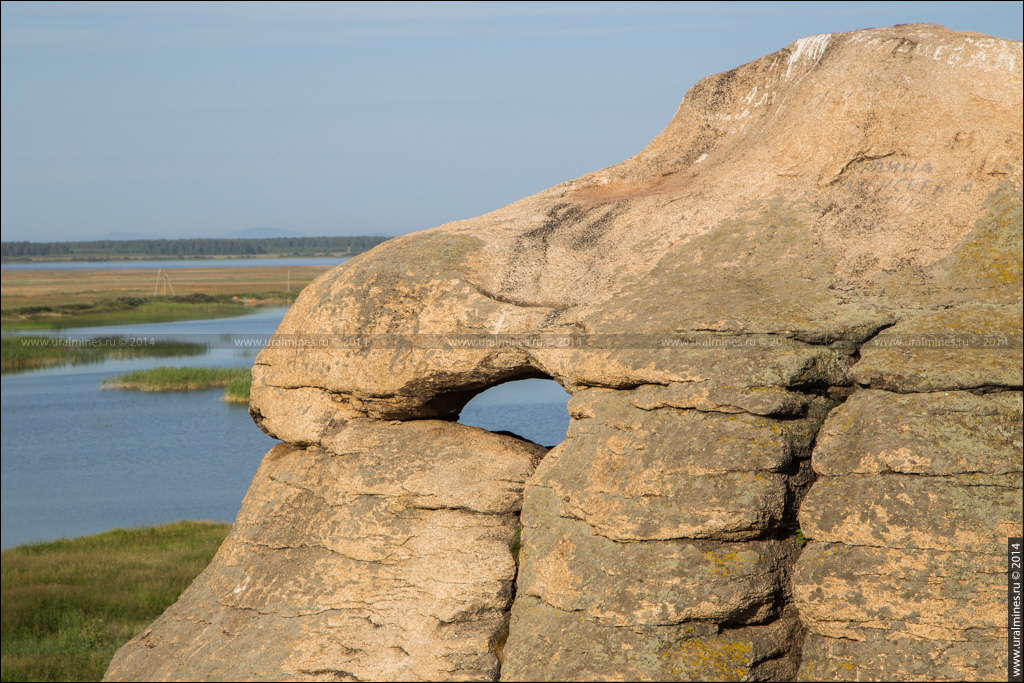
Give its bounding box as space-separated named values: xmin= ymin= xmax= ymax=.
xmin=0 ymin=307 xmax=570 ymax=549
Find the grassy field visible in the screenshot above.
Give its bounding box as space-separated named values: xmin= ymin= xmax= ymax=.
xmin=2 ymin=297 xmax=252 ymax=332
xmin=102 ymin=366 xmax=252 ymax=402
xmin=1 ymin=265 xmax=332 ymax=330
xmin=1 ymin=521 xmax=230 ymax=682
xmin=1 ymin=336 xmax=207 ymax=375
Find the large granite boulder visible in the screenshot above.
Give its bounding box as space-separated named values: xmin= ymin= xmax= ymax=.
xmin=106 ymin=24 xmax=1022 ymax=682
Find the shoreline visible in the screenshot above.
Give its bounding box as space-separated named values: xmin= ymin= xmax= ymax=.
xmin=1 ymin=264 xmax=331 ymax=330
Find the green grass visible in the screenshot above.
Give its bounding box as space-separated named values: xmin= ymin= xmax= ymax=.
xmin=222 ymin=373 xmax=253 ymax=404
xmin=1 ymin=521 xmax=230 ymax=682
xmin=1 ymin=337 xmax=207 ymax=375
xmin=2 ymin=296 xmax=253 ymax=332
xmin=102 ymin=366 xmax=252 ymax=402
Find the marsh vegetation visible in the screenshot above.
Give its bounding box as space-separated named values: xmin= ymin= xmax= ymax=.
xmin=1 ymin=336 xmax=207 ymax=375
xmin=0 ymin=521 xmax=230 ymax=682
xmin=102 ymin=366 xmax=252 ymax=402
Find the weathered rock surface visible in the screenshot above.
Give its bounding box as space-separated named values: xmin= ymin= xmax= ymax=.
xmin=794 ymin=389 xmax=1022 ymax=681
xmin=105 ymin=425 xmax=545 ymax=681
xmin=107 ymin=24 xmax=1022 ymax=682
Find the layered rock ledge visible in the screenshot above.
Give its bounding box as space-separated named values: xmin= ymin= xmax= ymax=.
xmin=106 ymin=24 xmax=1022 ymax=682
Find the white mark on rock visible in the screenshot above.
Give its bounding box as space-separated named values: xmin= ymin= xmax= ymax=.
xmin=786 ymin=33 xmax=832 ymax=78
xmin=933 ymin=37 xmax=1020 ymax=72
xmin=740 ymin=87 xmax=774 ymax=108
xmin=233 ymin=576 xmax=252 ymax=595
xmin=695 ymin=153 xmax=708 ymax=164
xmin=494 ymin=312 xmax=507 ymax=334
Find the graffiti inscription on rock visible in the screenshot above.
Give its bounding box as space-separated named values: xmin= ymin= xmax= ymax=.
xmin=836 ymin=158 xmax=974 ymax=210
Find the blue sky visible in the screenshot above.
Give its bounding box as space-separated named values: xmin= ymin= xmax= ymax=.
xmin=2 ymin=1 xmax=1021 ymax=242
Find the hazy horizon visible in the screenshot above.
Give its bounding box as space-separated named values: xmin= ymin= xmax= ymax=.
xmin=0 ymin=226 xmax=399 ymax=243
xmin=3 ymin=1 xmax=1022 ymax=243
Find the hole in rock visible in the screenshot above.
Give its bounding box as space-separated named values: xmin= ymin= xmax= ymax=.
xmin=457 ymin=379 xmax=570 ymax=448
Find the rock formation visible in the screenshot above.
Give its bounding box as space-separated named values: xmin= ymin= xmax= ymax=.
xmin=105 ymin=24 xmax=1022 ymax=682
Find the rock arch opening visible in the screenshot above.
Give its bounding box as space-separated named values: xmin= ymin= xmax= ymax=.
xmin=457 ymin=378 xmax=571 ymax=448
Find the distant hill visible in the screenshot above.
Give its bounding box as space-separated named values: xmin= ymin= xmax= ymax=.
xmin=95 ymin=228 xmax=306 ymax=241
xmin=221 ymin=227 xmax=307 ymax=239
xmin=58 ymin=228 xmax=385 ymax=242
xmin=97 ymin=231 xmax=166 ymax=241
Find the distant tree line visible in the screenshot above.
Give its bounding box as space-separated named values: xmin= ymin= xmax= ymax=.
xmin=1 ymin=236 xmax=390 ymax=261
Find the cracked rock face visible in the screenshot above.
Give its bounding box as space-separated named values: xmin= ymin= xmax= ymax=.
xmin=795 ymin=389 xmax=1022 ymax=681
xmin=106 ymin=24 xmax=1022 ymax=682
xmin=105 ymin=425 xmax=545 ymax=681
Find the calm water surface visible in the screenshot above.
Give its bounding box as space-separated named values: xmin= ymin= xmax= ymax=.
xmin=1 ymin=307 xmax=569 ymax=548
